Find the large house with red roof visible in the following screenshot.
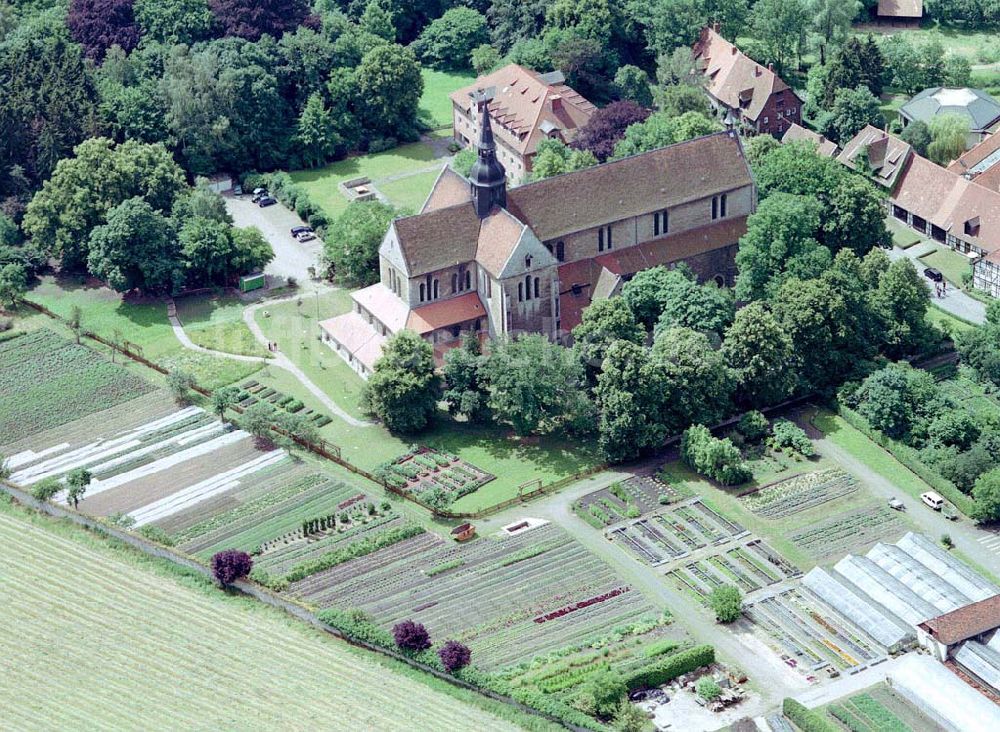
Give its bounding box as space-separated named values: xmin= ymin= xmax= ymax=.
xmin=450 ymin=63 xmax=597 ymax=184
xmin=839 ymin=125 xmax=1000 ymax=297
xmin=693 ymin=26 xmax=803 ymax=137
xmin=320 ymin=100 xmax=755 ymax=377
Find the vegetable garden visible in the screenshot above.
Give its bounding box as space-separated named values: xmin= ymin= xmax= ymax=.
xmin=376 ymin=447 xmax=494 ymax=506
xmin=666 ymin=539 xmax=799 ymax=605
xmin=609 ymin=498 xmax=748 ymax=566
xmin=741 ymin=469 xmax=860 ymax=519
xmin=787 ymin=505 xmax=905 ymax=560
xmin=825 ymin=686 xmax=945 ymax=732
xmin=0 ymin=330 xmax=155 ymax=447
xmin=237 ymin=379 xmax=332 ymax=428
xmin=286 ymin=522 xmax=665 ymax=670
xmin=574 ymin=474 xmax=688 ymax=527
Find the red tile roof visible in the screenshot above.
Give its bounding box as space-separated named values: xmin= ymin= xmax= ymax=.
xmin=421 ymin=167 xmax=471 ymax=213
xmin=782 ymin=123 xmax=838 ymax=157
xmin=918 ymin=594 xmax=1000 ymax=645
xmin=693 ymin=27 xmax=799 ymax=124
xmin=406 ymin=292 xmax=486 ymax=334
xmin=451 ymin=64 xmax=597 ymax=157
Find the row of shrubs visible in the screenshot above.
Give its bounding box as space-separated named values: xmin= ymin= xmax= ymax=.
xmin=838 ymin=405 xmax=977 ymax=516
xmin=241 ymin=172 xmax=330 ymax=238
xmin=318 ymin=608 xmax=602 ymax=730
xmin=622 ymin=644 xmax=715 ymax=690
xmin=783 ymin=698 xmax=839 ymax=732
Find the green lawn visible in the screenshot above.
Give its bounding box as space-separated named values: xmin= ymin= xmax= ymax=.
xmin=0 ymin=500 xmax=535 ymax=731
xmin=290 ymin=138 xmax=446 ymax=220
xmin=919 ymin=246 xmax=972 ymax=286
xmin=887 ymin=217 xmax=922 ymax=249
xmin=927 ymin=303 xmax=976 ymax=334
xmin=25 ymin=276 xmax=262 ymax=390
xmin=419 ymin=68 xmax=476 ymax=129
xmin=379 ymin=169 xmax=443 ymax=212
xmin=175 ymin=293 xmax=270 ymax=358
xmin=252 ymin=289 xmax=601 ymax=512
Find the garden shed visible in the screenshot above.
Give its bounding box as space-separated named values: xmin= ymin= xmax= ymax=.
xmin=450 ymin=523 xmax=475 ymax=542
xmin=239 ymin=273 xmax=266 ymax=293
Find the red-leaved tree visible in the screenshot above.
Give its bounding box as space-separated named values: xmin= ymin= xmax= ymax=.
xmin=208 ymin=0 xmax=308 ymax=40
xmin=392 ymin=620 xmax=431 ymax=651
xmin=211 ymin=550 xmax=253 ymax=586
xmin=67 ymin=0 xmax=142 ymax=61
xmin=572 ymin=101 xmax=651 ymax=162
xmin=438 ymin=640 xmax=471 ymax=672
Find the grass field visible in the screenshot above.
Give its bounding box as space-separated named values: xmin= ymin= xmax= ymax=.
xmin=25 ymin=277 xmax=262 ymax=390
xmin=378 ymin=168 xmax=442 ymax=211
xmin=290 ymin=135 xmax=449 ymax=220
xmin=175 ymin=294 xmax=270 ymax=359
xmin=0 ymin=501 xmax=534 ymax=731
xmin=419 ymin=68 xmax=476 ymax=129
xmin=919 ymin=246 xmax=972 ymax=286
xmin=887 ymin=217 xmax=922 ymax=249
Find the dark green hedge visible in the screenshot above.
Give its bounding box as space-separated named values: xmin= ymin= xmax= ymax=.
xmin=623 ymin=644 xmax=715 ymax=690
xmin=783 ymin=698 xmax=839 ymax=732
xmin=838 ymin=405 xmax=977 ymax=517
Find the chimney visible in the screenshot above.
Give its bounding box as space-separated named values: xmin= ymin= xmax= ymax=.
xmin=550 ymin=94 xmax=563 ymax=113
xmin=754 ymin=66 xmax=761 ymax=77
xmin=731 ymin=45 xmax=737 ymax=55
xmin=767 ymin=63 xmax=774 ymax=72
xmin=712 ymin=22 xmax=721 ymax=33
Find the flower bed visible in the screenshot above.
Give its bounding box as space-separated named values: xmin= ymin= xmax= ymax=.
xmin=533 ymin=586 xmax=631 ymax=624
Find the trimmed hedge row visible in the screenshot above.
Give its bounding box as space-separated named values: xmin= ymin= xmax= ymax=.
xmin=623 ymin=644 xmax=715 ymax=690
xmin=838 ymin=405 xmax=977 ymax=517
xmin=782 ymin=698 xmax=839 ymax=732
xmin=317 ymin=608 xmax=605 ymax=730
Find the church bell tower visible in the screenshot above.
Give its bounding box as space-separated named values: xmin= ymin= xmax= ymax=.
xmin=468 ymin=90 xmax=507 ymax=219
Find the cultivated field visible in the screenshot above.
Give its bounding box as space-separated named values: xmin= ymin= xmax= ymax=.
xmin=0 ymin=508 xmax=520 ymax=730
xmin=290 ymin=522 xmax=666 ymax=669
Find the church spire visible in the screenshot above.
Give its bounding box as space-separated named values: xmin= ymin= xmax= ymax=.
xmin=468 ymin=90 xmax=507 ymax=218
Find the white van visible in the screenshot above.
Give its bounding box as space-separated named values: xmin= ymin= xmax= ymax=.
xmin=921 ymin=491 xmax=945 ymax=510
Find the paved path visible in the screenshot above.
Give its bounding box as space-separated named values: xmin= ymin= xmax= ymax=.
xmin=888 ymin=244 xmax=986 ymax=324
xmin=793 ymin=656 xmax=908 ymax=708
xmin=242 ymin=292 xmax=372 ymax=427
xmin=167 ymin=291 xmax=372 ymax=428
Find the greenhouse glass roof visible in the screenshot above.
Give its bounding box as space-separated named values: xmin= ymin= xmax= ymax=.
xmin=803 ymin=568 xmax=912 ymax=650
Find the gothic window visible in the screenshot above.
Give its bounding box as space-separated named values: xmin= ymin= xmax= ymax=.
xmin=534 ymin=277 xmax=540 ymax=299
xmin=556 ymin=241 xmax=565 ymax=261
xmin=419 ymin=283 xmax=426 ymax=302
xmin=712 ymin=196 xmax=718 ymax=220
xmin=524 ymin=274 xmax=532 ymax=301
xmin=452 ymin=273 xmax=458 ymax=292
xmin=433 ymin=279 xmax=439 ymax=299
xmin=518 ymin=282 xmax=524 ymax=301
xmin=720 ymin=193 xmax=727 ymax=218
xmin=465 ymin=270 xmax=471 ymax=290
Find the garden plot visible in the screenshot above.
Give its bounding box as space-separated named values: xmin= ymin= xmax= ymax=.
xmin=667 ymin=539 xmax=798 ymax=604
xmin=744 ymin=587 xmax=886 ymax=677
xmin=741 ymin=469 xmax=859 ymax=519
xmin=788 ymin=505 xmax=905 ymax=561
xmin=289 ymin=523 xmax=659 ymax=669
xmin=825 ymin=686 xmax=947 ymax=732
xmin=238 ymin=379 xmax=332 ymax=428
xmin=610 ymin=498 xmax=747 ymax=566
xmin=0 ymin=330 xmax=155 ymax=448
xmin=378 ymin=447 xmax=494 ymax=502
xmin=575 ymin=474 xmax=687 ymax=526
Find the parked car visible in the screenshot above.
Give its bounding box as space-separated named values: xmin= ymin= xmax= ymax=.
xmin=887 ymin=497 xmax=905 ymax=511
xmin=924 ymin=267 xmax=944 ymax=283
xmin=921 ymin=491 xmax=945 ymax=510
xmin=257 ymin=196 xmax=277 ymax=207
xmin=233 ymin=184 xmax=243 ymax=197
xmin=295 ymin=231 xmax=316 ymax=242
xmin=290 ymin=225 xmax=312 ymax=236
xmin=252 ymin=187 xmax=267 ymax=202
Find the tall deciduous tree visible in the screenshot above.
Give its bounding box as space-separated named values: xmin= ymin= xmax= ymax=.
xmin=612 ymin=110 xmax=721 ymax=159
xmin=210 ymin=549 xmax=253 ymax=586
xmin=614 ymin=65 xmax=653 ymax=107
xmin=442 ymin=334 xmax=490 ymax=423
xmin=67 ymin=0 xmax=142 ymax=61
xmin=722 ymin=302 xmax=798 ymax=408
xmin=362 ymin=330 xmax=440 ymax=433
xmin=134 ymin=0 xmax=213 ymax=44
xmin=0 ymin=263 xmax=27 ymax=309
xmin=749 ymin=0 xmax=809 ymax=73
xmin=572 ymin=101 xmax=651 ymax=162
xmin=530 ymin=139 xmax=597 ymax=180
xmin=573 ymin=297 xmax=646 ymax=376
xmin=23 ymin=138 xmax=186 ymax=270
xmin=596 ymin=339 xmax=669 ymax=462
xmin=208 ymin=0 xmax=308 ymax=40
xmin=869 ymin=258 xmax=931 ymax=357
xmin=821 ymin=86 xmax=885 ymax=144
xmin=324 ymin=200 xmax=396 ymax=285
xmin=87 ymin=197 xmax=181 ymax=293
xmin=356 ymin=43 xmax=423 ymax=139
xmin=480 ymin=335 xmax=593 ymax=436
xmin=412 ymin=7 xmax=488 ymax=70
xmin=652 ymin=326 xmax=732 ymax=433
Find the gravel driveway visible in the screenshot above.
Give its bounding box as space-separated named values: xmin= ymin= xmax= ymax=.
xmin=225 ymin=195 xmax=323 ymax=283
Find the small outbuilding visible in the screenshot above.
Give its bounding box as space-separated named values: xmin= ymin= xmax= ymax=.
xmin=899 ymin=87 xmax=1000 ymax=148
xmin=450 ymin=523 xmax=476 ymax=542
xmin=876 ymin=0 xmax=923 ymax=26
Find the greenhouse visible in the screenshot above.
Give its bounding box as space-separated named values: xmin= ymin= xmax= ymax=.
xmin=867 ymin=543 xmax=970 ymax=613
xmin=802 ymin=568 xmax=912 ymax=653
xmin=833 ymin=555 xmax=940 ymax=626
xmin=954 ymin=640 xmax=1000 ymax=694
xmin=896 ymin=532 xmax=999 ymax=603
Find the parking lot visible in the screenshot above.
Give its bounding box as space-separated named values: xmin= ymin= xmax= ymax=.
xmin=224 ymin=195 xmax=322 ymax=283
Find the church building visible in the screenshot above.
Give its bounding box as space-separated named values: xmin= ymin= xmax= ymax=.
xmin=320 ymin=97 xmax=756 ymax=377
